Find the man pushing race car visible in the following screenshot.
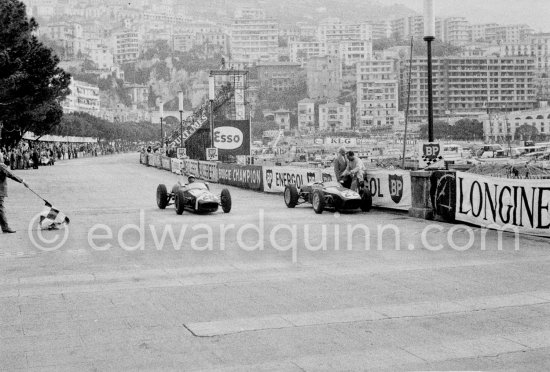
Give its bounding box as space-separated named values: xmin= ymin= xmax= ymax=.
xmin=284 ymin=151 xmax=372 ymax=214
xmin=156 ymin=174 xmax=232 ymax=215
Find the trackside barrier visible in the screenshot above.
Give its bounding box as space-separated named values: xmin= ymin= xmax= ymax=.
xmin=140 ymin=153 xmax=148 ymax=164
xmin=262 ymin=166 xmax=323 ymax=193
xmin=171 ymin=158 xmax=183 ymax=175
xmin=198 ymin=161 xmax=219 ymax=182
xmin=161 ymin=156 xmax=172 ymax=172
xmin=182 ymin=159 xmax=199 ymax=176
xmin=218 ymin=163 xmax=263 ymax=191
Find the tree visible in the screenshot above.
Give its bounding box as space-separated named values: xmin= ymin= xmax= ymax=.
xmin=0 ymin=0 xmax=71 ymax=146
xmin=515 ymin=124 xmax=539 ymax=141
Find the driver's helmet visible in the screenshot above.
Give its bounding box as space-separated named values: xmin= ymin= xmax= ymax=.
xmin=187 ymin=174 xmax=196 ymax=183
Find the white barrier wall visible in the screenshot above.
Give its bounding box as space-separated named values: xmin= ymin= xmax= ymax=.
xmin=263 ymin=166 xmax=322 ymax=193
xmin=455 ymin=171 xmax=550 ymax=237
xmin=171 ymin=158 xmax=183 ymax=175
xmin=198 ymin=161 xmax=219 ymax=182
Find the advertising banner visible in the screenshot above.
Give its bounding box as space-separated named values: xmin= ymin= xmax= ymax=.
xmin=365 ymin=169 xmax=412 ymax=211
xmin=455 ymin=172 xmax=550 ymax=237
xmin=263 ymin=166 xmax=322 ymax=193
xmin=171 ymin=158 xmax=183 ymax=174
xmin=148 ymin=154 xmax=161 ymax=167
xmin=430 ymin=171 xmax=457 ymax=222
xmin=324 ymin=137 xmax=358 ymax=147
xmin=140 ymin=153 xmax=148 ymax=164
xmin=218 ymin=164 xmax=263 ymax=191
xmin=214 ymin=120 xmax=251 ymax=158
xmin=198 ymin=161 xmax=219 ymax=182
xmin=161 ymin=156 xmax=172 ymax=171
xmin=183 ymin=159 xmax=199 ymax=176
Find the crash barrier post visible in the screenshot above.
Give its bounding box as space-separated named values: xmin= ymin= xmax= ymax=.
xmin=198 ymin=161 xmax=219 ymax=182
xmin=408 ymin=170 xmax=434 ymax=220
xmin=430 ymin=170 xmax=457 ymax=222
xmin=218 ymin=163 xmax=263 ymax=191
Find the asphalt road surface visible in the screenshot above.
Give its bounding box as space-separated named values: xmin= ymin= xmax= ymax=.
xmin=1 ymin=154 xmax=550 ymax=371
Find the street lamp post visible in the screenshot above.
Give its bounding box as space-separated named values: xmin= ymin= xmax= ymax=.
xmin=178 ymin=91 xmax=184 ymax=148
xmin=424 ymin=0 xmax=435 ymax=143
xmin=209 ymin=75 xmax=215 ymax=148
xmin=158 ymin=99 xmax=164 ymax=149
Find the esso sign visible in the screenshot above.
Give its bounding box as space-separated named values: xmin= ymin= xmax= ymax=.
xmin=214 ymin=126 xmax=244 ymax=150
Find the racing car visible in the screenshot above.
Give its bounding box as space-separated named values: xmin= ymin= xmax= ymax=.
xmin=284 ymin=181 xmax=372 ymax=214
xmin=156 ymin=178 xmax=232 ymax=215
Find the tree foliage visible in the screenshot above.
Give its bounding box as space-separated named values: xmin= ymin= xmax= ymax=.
xmin=54 ymin=112 xmax=164 ymax=143
xmin=0 ymin=0 xmax=71 ymax=146
xmin=419 ymin=119 xmax=483 ymax=140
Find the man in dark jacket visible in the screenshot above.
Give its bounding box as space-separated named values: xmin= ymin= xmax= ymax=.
xmin=0 ymin=152 xmax=28 ymax=233
xmin=333 ymin=146 xmax=348 ymax=187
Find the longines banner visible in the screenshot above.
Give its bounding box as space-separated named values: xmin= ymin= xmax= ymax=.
xmin=218 ymin=164 xmax=263 ymax=191
xmin=455 ymin=172 xmax=550 ymax=237
xmin=365 ymin=169 xmax=412 ymax=211
xmin=263 ymin=166 xmax=322 ymax=193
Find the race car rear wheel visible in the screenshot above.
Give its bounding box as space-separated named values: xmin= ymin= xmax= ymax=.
xmin=221 ymin=189 xmax=232 ymax=213
xmin=360 ymin=187 xmax=373 ymax=212
xmin=156 ymin=184 xmax=169 ymax=209
xmin=312 ymin=190 xmax=325 ymax=214
xmin=284 ymin=184 xmax=299 ymax=208
xmin=175 ymin=190 xmax=186 ymax=215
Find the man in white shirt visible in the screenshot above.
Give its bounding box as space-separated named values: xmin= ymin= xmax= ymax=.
xmin=342 ymin=151 xmax=364 ymax=191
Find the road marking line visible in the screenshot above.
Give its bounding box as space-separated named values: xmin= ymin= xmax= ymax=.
xmin=184 ymin=293 xmax=550 ymax=336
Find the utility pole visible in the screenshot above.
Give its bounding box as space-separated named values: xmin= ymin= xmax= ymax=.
xmin=424 ymin=0 xmax=435 ymax=143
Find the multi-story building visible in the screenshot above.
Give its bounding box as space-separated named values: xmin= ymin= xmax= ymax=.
xmin=528 ymin=33 xmax=550 ymax=75
xmin=306 ymin=56 xmax=342 ymax=100
xmin=400 ymin=57 xmax=537 ymax=123
xmin=41 ymin=21 xmax=84 ymax=59
xmin=62 ymin=78 xmax=100 ymax=116
xmin=368 ymin=20 xmax=391 ymax=40
xmin=87 ymin=44 xmax=113 ymax=70
xmin=356 ymin=60 xmax=399 ymax=131
xmin=173 ymin=33 xmax=195 ymax=52
xmin=230 ymin=17 xmax=279 ymax=64
xmin=124 ymin=84 xmax=149 ymax=108
xmin=469 ymin=23 xmax=499 ymax=42
xmin=297 ymin=98 xmax=316 ymax=132
xmin=289 ymin=41 xmax=327 ymax=64
xmin=112 ymin=29 xmax=140 ymax=65
xmin=256 ymin=62 xmax=305 ymax=93
xmin=142 ymin=12 xmax=188 ymax=24
xmin=391 ymin=15 xmax=424 ymax=41
xmin=319 ymin=101 xmax=352 ymax=132
xmin=481 ymin=107 xmax=550 ymax=142
xmin=436 ymin=17 xmax=469 ymax=46
xmin=335 ymin=39 xmax=373 ymax=66
xmin=317 ymin=19 xmax=372 ymax=42
xmin=234 ymin=7 xmax=266 ymax=19
xmin=196 ymin=32 xmax=229 ymax=54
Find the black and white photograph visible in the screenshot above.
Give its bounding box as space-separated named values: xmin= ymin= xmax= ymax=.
xmin=1 ymin=0 xmax=550 ymax=370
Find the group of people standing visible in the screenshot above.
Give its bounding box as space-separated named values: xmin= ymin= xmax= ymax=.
xmin=333 ymin=147 xmax=365 ymax=191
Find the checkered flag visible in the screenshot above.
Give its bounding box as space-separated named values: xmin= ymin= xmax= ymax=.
xmin=39 ymin=202 xmax=70 ymax=230
xmin=422 ymin=154 xmax=444 ymax=168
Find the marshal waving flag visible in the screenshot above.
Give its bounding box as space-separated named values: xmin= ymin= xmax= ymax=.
xmin=39 ymin=203 xmax=70 ymax=230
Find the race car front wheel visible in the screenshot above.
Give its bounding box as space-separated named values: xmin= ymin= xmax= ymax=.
xmin=221 ymin=189 xmax=232 ymax=213
xmin=360 ymin=187 xmax=373 ymax=212
xmin=175 ymin=190 xmax=186 ymax=215
xmin=312 ymin=190 xmax=325 ymax=214
xmin=157 ymin=184 xmax=169 ymax=209
xmin=284 ymin=184 xmax=299 ymax=208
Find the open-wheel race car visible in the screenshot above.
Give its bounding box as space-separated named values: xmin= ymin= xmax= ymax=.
xmin=284 ymin=181 xmax=372 ymax=214
xmin=156 ymin=180 xmax=232 ymax=215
